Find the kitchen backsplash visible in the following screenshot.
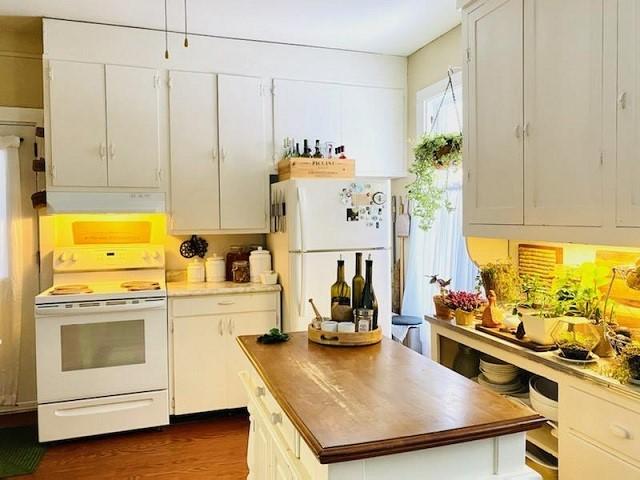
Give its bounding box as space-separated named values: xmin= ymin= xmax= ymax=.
xmin=165 ymin=234 xmax=266 ymax=272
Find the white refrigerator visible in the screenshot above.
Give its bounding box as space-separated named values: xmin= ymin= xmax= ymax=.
xmin=267 ymin=178 xmax=392 ymax=336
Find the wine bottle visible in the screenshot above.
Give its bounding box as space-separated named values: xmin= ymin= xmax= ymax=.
xmin=302 ymin=139 xmax=311 ymax=158
xmin=295 ymin=143 xmax=301 ymax=157
xmin=313 ymin=139 xmax=323 ymax=158
xmin=351 ymin=252 xmax=365 ymax=309
xmin=330 ymin=259 xmax=351 ymax=306
xmin=361 ymin=256 xmax=378 ymax=330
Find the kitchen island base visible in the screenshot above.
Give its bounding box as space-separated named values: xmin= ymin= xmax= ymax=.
xmin=241 ymin=366 xmax=539 ymax=480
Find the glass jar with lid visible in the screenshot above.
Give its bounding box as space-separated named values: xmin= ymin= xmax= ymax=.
xmin=225 ymin=246 xmax=245 ymax=281
xmin=232 ymin=260 xmax=251 ymax=283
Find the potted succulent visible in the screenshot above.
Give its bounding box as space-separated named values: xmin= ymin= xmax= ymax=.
xmin=429 ymin=275 xmax=453 ymax=319
xmin=444 ymin=290 xmax=484 ymax=327
xmin=406 ymin=132 xmax=462 ymax=231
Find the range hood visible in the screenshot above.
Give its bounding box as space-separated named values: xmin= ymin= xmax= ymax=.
xmin=46 ymin=191 xmax=166 ymax=213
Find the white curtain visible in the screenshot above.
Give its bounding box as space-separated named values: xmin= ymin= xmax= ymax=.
xmin=0 ymin=136 xmax=24 ymax=406
xmin=401 ymin=168 xmax=478 ymax=356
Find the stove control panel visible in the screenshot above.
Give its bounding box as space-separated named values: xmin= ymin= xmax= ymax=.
xmin=53 ymin=245 xmax=165 ymax=272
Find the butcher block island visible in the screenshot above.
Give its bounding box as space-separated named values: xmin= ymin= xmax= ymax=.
xmin=237 ymin=333 xmax=545 ymax=480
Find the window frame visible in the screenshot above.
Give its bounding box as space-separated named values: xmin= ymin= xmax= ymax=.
xmin=415 ymin=71 xmax=462 ymax=136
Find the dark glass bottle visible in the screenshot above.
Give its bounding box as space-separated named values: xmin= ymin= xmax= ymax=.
xmin=301 ymin=139 xmax=311 ymax=157
xmin=313 ymin=139 xmax=323 ymax=158
xmin=330 ymin=259 xmax=351 ymax=306
xmin=351 ymin=253 xmax=365 ymax=309
xmin=361 ymin=256 xmax=378 ymax=329
xmin=295 ymin=143 xmax=301 ymax=157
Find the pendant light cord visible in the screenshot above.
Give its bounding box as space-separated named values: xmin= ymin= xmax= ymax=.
xmin=164 ymin=0 xmax=169 ymax=59
xmin=184 ymin=0 xmax=189 ymax=47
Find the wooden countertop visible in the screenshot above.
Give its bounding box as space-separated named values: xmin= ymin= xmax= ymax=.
xmin=238 ymin=332 xmax=545 ymax=464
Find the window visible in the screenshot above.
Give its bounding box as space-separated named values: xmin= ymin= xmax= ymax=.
xmin=402 ymin=72 xmax=478 ymax=343
xmin=0 ymin=148 xmax=8 ymax=279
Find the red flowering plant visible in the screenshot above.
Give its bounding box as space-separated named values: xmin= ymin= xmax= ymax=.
xmin=444 ymin=291 xmax=484 ymax=312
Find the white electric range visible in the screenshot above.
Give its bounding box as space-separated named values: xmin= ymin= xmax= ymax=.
xmin=35 ymin=245 xmax=169 ymax=442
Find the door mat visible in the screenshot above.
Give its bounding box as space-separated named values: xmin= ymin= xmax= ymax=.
xmin=0 ymin=426 xmax=46 ymax=478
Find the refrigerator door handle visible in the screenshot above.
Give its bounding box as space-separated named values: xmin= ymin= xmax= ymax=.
xmin=296 ymin=187 xmax=305 ymax=252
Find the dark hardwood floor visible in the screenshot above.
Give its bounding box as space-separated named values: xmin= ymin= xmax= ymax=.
xmin=3 ymin=412 xmax=249 ymax=480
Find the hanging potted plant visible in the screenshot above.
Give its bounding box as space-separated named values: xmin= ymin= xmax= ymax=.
xmin=406 ymin=69 xmax=462 ymax=231
xmin=406 ymin=132 xmax=462 ymax=231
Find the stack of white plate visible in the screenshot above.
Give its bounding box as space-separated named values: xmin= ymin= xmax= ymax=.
xmin=478 ymin=355 xmax=523 ymax=395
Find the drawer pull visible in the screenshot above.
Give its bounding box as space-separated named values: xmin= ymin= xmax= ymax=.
xmin=609 ymin=424 xmax=632 ymax=440
xmin=218 ymin=301 xmax=235 ymax=306
xmin=255 ymin=386 xmax=265 ymax=397
xmin=271 ymin=412 xmax=283 ymax=425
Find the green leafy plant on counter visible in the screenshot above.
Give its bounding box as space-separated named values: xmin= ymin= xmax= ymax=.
xmin=551 ymin=263 xmax=609 ymax=321
xmin=406 ymin=133 xmax=462 ymax=231
xmin=257 ymin=328 xmax=289 ymax=344
xmin=478 ymin=261 xmax=521 ymax=305
xmin=601 ymin=342 xmax=640 ymax=384
xmin=519 ymin=274 xmax=547 ymax=309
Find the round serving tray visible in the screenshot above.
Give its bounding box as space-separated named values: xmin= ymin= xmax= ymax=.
xmin=307 ymin=324 xmax=382 ymax=347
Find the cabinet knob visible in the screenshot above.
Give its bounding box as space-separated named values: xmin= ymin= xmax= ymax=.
xmin=255 ymin=386 xmax=265 ymax=397
xmin=271 ymin=412 xmax=282 ymax=425
xmin=609 ymin=424 xmax=632 ymax=440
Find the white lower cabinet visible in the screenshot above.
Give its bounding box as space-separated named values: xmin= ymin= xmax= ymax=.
xmin=170 ymin=292 xmax=279 ymax=415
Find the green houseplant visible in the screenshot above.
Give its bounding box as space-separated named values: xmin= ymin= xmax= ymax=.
xmin=479 ymin=261 xmax=521 ymax=305
xmin=406 ymin=132 xmax=462 ymax=231
xmin=602 ymin=342 xmax=640 ymax=384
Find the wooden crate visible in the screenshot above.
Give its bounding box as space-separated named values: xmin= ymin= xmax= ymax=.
xmin=277 ymin=157 xmax=355 ymax=180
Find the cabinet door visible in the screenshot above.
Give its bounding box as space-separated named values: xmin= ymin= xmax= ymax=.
xmin=226 ymin=310 xmax=277 ymax=409
xmin=342 ymin=86 xmax=405 ymax=177
xmin=172 ymin=315 xmax=227 ymax=415
xmin=48 ymin=60 xmax=108 ymax=187
xmin=523 ymin=0 xmax=604 ymax=226
xmin=105 ymin=65 xmax=160 ymax=188
xmin=273 ymin=79 xmax=342 ymax=160
xmin=563 ymin=433 xmax=640 ymax=479
xmin=169 ymin=71 xmax=220 ymax=232
xmin=617 ymin=0 xmax=640 ymax=226
xmin=218 ymin=74 xmax=268 ymax=230
xmin=249 ymin=408 xmax=271 ymax=480
xmin=464 ymin=0 xmax=524 ymax=225
xmin=271 ymin=439 xmax=294 ymax=480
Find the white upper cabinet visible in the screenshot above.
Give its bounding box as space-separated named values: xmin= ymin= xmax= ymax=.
xmin=48 ymin=60 xmax=108 ymax=187
xmin=464 ymin=0 xmax=524 ymax=225
xmin=273 ymin=79 xmax=342 ymax=160
xmin=523 ymin=0 xmax=604 ymax=227
xmin=218 ymin=74 xmax=268 ymax=231
xmin=47 ymin=61 xmax=160 ymax=190
xmin=342 ymin=86 xmax=405 ymax=177
xmin=617 ymin=0 xmax=640 ymax=227
xmin=273 ymin=79 xmax=406 ymax=177
xmin=169 ymin=71 xmax=220 ymax=232
xmin=105 ymin=65 xmax=160 ymax=188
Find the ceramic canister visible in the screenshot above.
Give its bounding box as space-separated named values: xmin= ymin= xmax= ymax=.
xmin=187 ymin=258 xmax=205 ymax=283
xmin=249 ymin=247 xmax=272 ymax=283
xmin=205 ymin=255 xmax=226 ymax=282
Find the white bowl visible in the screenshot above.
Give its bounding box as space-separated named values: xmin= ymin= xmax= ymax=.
xmin=479 ymin=368 xmax=519 ymax=385
xmin=529 ymin=376 xmax=558 ymax=422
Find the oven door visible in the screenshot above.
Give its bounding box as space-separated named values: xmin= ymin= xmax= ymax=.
xmin=35 ymin=298 xmax=168 ymax=403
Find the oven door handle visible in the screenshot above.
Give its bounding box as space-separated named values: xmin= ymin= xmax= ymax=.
xmin=35 ymin=299 xmax=167 ymax=316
